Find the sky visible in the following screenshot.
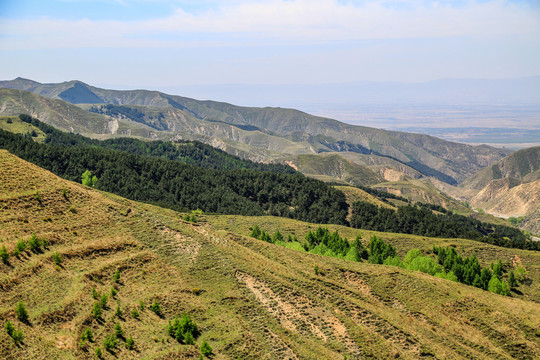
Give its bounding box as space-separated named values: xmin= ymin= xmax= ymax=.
xmin=0 ymin=0 xmax=539 ymax=98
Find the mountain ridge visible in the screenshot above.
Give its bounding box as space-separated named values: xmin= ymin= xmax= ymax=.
xmin=0 ymin=78 xmax=512 ymax=185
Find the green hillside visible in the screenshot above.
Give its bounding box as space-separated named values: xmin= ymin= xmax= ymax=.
xmin=293 ymin=153 xmax=383 ymax=186
xmin=1 ymin=150 xmax=539 ymax=359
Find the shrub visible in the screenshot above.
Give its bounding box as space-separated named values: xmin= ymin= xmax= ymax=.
xmin=81 ymin=327 xmax=93 ymax=342
xmin=111 ymin=286 xmax=117 ymax=298
xmin=0 ymin=245 xmax=9 ymax=263
xmin=200 ymin=340 xmax=213 ymax=357
xmin=131 ymin=308 xmax=140 ymax=319
xmin=103 ymin=333 xmax=118 ymax=351
xmin=28 ymin=233 xmax=42 ymax=253
xmin=5 ymin=320 xmax=14 ymax=337
xmin=93 ymin=302 xmax=102 ymax=319
xmin=92 ymin=287 xmax=99 ymax=300
xmin=125 ymin=335 xmax=135 ymax=350
xmin=53 ymin=252 xmax=62 ymax=265
xmin=14 ymin=239 xmax=27 ymax=256
xmin=15 ymin=301 xmax=29 ymax=323
xmin=139 ymin=300 xmax=145 ymax=311
xmin=11 ymin=328 xmax=24 ymax=344
xmin=151 ymin=300 xmax=161 ymax=316
xmin=95 ymin=347 xmax=103 ymax=358
xmin=184 ymin=214 xmax=191 ymax=221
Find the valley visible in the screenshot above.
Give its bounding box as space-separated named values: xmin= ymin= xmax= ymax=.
xmin=1 ymin=78 xmax=540 ymax=359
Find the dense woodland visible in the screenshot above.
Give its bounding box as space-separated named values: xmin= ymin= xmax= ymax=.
xmin=0 ymin=115 xmax=348 ymax=224
xmin=351 ymin=200 xmax=538 ymax=250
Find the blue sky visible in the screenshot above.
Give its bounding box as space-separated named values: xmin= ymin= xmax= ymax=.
xmin=0 ymin=0 xmax=539 ymax=96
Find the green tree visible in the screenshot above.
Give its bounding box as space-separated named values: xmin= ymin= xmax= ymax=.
xmin=11 ymin=328 xmax=24 ymax=344
xmin=131 ymin=308 xmax=140 ymax=319
xmin=95 ymin=347 xmax=103 ymax=358
xmin=81 ymin=327 xmax=93 ymax=342
xmin=15 ymin=301 xmax=29 ymax=323
xmin=103 ymin=333 xmax=118 ymax=351
xmin=92 ymin=287 xmax=99 ymax=300
xmin=93 ymin=302 xmax=102 ymax=319
xmin=100 ymin=294 xmax=109 ymax=309
xmin=82 ymin=170 xmax=93 ymax=186
xmin=5 ymin=320 xmax=14 ymax=337
xmin=200 ymin=340 xmax=213 ymax=357
xmin=151 ymin=300 xmax=161 ymax=316
xmin=0 ymin=245 xmax=9 ymax=263
xmin=488 ymin=275 xmax=503 ymax=295
xmin=250 ymin=225 xmax=261 ymax=239
xmin=113 ymin=269 xmax=120 ymax=283
xmin=114 ymin=322 xmax=124 ymax=338
xmin=272 ymin=230 xmax=284 ymax=243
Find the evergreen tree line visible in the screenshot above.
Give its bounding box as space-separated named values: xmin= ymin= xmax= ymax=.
xmin=0 ymin=125 xmax=348 ymax=224
xmin=250 ymin=225 xmax=369 ymax=263
xmin=249 ymin=225 xmax=519 ymax=296
xmin=350 ymin=201 xmax=537 ymax=250
xmin=19 ymin=114 xmax=296 ymax=173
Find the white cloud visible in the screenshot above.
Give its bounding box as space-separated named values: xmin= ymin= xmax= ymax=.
xmin=0 ymin=0 xmax=538 ymax=50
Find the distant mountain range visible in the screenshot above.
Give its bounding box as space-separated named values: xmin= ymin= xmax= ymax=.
xmin=0 ymin=78 xmax=512 ymax=185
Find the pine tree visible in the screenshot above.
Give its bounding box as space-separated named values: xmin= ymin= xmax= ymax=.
xmin=151 ymin=300 xmax=161 ymax=316
xmin=93 ymin=302 xmax=102 ymax=319
xmin=15 ymin=301 xmax=29 ymax=323
xmin=5 ymin=320 xmax=14 ymax=337
xmin=0 ymin=245 xmax=9 ymax=263
xmin=114 ymin=322 xmax=124 ymax=338
xmin=113 ymin=269 xmax=121 ymax=283
xmin=200 ymin=340 xmax=213 ymax=357
xmin=250 ymin=225 xmax=261 ymax=239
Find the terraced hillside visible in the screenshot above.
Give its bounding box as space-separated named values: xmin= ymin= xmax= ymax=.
xmin=1 ymin=150 xmax=540 ymax=359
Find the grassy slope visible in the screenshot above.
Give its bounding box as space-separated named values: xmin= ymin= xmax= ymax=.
xmin=293 ymin=154 xmax=383 ymax=186
xmin=1 ymin=150 xmax=540 ymax=359
xmin=0 ymin=116 xmax=46 ymax=143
